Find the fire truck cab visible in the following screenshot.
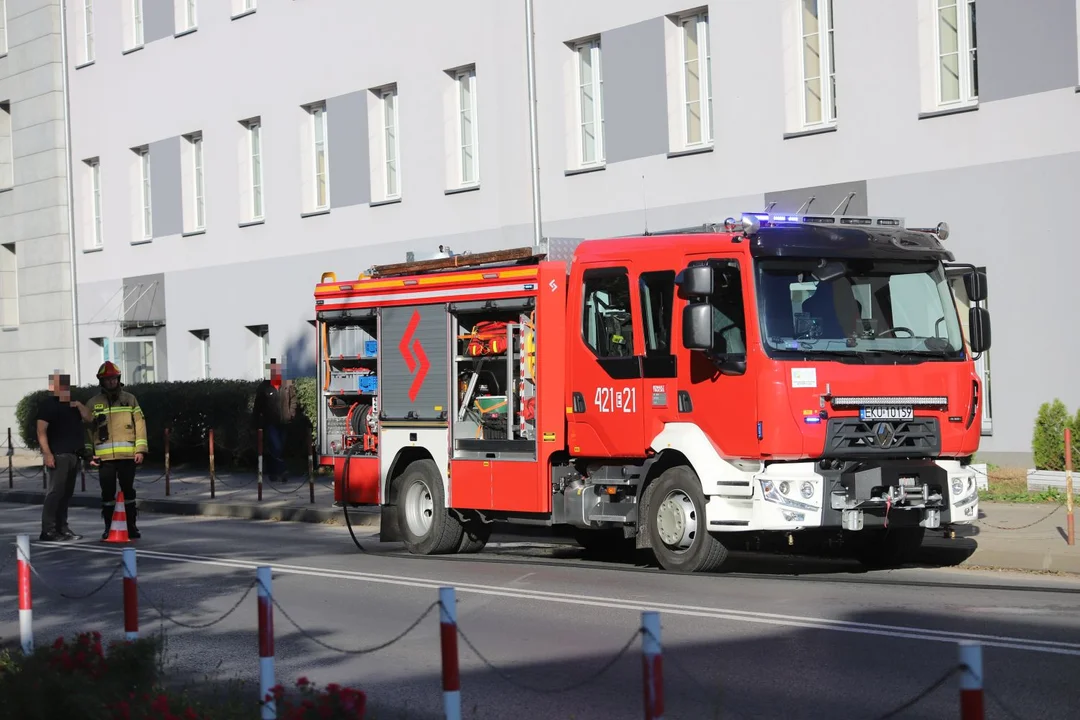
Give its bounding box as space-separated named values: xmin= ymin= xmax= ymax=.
xmin=314 ymin=210 xmax=990 ymax=573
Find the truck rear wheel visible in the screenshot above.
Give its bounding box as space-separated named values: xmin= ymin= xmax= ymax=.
xmin=396 ymin=459 xmax=464 ymax=555
xmin=646 ymin=466 xmax=728 ymax=573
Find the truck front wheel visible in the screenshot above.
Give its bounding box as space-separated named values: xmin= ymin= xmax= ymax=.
xmin=396 ymin=459 xmax=464 ymax=555
xmin=646 ymin=466 xmax=728 ymax=573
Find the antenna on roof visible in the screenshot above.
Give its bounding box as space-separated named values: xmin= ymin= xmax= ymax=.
xmin=763 ymin=201 xmax=777 ymax=214
xmin=796 ymin=195 xmax=816 ymax=213
xmin=833 ymin=192 xmax=856 ymax=214
xmin=642 ymin=174 xmax=650 ymax=235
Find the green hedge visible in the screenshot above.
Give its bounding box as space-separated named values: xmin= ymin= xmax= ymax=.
xmin=1031 ymin=399 xmax=1080 ymax=471
xmin=15 ymin=378 xmax=318 ymax=468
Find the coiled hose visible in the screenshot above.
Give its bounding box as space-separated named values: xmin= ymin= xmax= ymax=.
xmin=341 ymin=436 xmax=368 ymax=553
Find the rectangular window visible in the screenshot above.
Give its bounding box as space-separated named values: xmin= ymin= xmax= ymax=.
xmin=0 ymin=242 xmax=17 ymax=328
xmin=575 ymin=39 xmax=604 ymax=166
xmin=707 ymin=261 xmax=747 ymax=355
xmin=132 ymin=0 xmax=143 ymax=46
xmin=186 ymin=0 xmax=197 ymax=28
xmin=83 ymin=0 xmax=94 ymax=62
xmin=112 ymin=338 xmax=157 ymax=384
xmin=311 ymin=104 xmax=328 ymax=210
xmin=0 ymin=101 xmax=12 ymax=190
xmin=192 ymin=135 xmax=204 ymax=229
xmin=191 ymin=329 xmax=210 ymax=379
xmin=639 ymin=271 xmax=676 ymax=356
xmin=582 ymin=269 xmax=635 ymax=359
xmin=800 ymin=0 xmax=836 ymax=127
xmin=248 ymin=120 xmax=263 ymax=219
xmin=381 ymin=87 xmax=400 ymax=199
xmin=138 ymin=148 xmax=152 ymax=240
xmin=936 ymin=0 xmax=978 ymax=105
xmin=88 ymin=159 xmax=102 ymax=248
xmin=0 ymin=1 xmax=7 ymax=56
xmin=456 ymin=67 xmax=478 ymax=185
xmin=681 ymin=12 xmax=712 ymax=147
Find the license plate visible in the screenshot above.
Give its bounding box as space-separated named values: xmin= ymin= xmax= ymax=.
xmin=859 ymin=405 xmax=913 ymax=421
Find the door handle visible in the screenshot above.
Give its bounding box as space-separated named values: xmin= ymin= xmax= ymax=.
xmin=572 ymin=392 xmax=586 ymax=413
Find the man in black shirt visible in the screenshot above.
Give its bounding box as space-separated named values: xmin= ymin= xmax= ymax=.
xmin=36 ymin=372 xmax=92 ymax=541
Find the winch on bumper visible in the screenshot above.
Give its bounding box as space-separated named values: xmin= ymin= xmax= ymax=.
xmin=748 ymin=459 xmax=979 ymax=532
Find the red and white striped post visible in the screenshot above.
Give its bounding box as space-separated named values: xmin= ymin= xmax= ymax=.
xmin=16 ymin=534 xmax=32 ymax=654
xmin=257 ymin=429 xmax=264 ymax=501
xmin=439 ymin=586 xmax=461 ymax=720
xmin=257 ymin=566 xmax=275 ymax=719
xmin=122 ymin=548 xmax=138 ymax=640
xmin=641 ymin=611 xmax=663 ymax=720
xmin=959 ymin=641 xmax=984 ymax=720
xmin=209 ymin=429 xmax=216 ymax=500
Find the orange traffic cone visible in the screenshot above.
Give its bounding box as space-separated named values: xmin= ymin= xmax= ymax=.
xmin=104 ymin=491 xmax=131 ymax=543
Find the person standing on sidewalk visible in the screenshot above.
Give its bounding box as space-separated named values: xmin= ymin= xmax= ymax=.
xmin=85 ymin=361 xmax=147 ymax=539
xmin=36 ymin=372 xmax=93 ymax=541
xmin=252 ymin=358 xmax=297 ymax=482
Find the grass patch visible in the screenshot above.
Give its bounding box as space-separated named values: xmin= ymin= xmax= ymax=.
xmin=979 ymin=466 xmax=1066 ymax=504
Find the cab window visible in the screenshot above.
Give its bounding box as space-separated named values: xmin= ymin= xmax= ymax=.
xmin=709 ymin=261 xmax=747 ymax=354
xmin=582 ymin=268 xmax=635 ymax=358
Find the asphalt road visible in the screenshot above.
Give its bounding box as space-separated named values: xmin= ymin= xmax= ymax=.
xmin=2 ymin=503 xmax=1079 ymax=720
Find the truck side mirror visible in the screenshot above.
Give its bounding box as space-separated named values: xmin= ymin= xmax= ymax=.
xmin=964 ymin=270 xmax=988 ymax=303
xmin=968 ymin=306 xmax=991 ymax=353
xmin=675 ymin=266 xmax=714 ymax=297
xmin=682 ymin=303 xmax=714 ymax=351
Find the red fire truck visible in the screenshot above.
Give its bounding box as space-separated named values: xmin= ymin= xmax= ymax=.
xmin=314 ymin=210 xmax=990 ymax=572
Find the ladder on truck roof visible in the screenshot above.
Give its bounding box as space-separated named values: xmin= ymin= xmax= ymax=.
xmin=366 ymin=245 xmax=545 ymax=278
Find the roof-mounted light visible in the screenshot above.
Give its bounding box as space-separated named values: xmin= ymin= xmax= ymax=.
xmin=908 ymin=221 xmax=950 ymax=241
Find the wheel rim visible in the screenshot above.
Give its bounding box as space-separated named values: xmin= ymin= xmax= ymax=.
xmin=655 ymin=490 xmax=698 ymax=552
xmin=403 ymin=477 xmax=434 ymax=537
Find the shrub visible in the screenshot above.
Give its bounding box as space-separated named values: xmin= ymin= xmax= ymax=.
xmin=1031 ymin=399 xmax=1079 ymax=471
xmin=15 ymin=377 xmax=319 ymax=469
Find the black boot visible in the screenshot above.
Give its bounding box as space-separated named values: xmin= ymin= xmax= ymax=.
xmin=101 ymin=505 xmax=112 ymax=540
xmin=126 ymin=503 xmax=141 ymax=539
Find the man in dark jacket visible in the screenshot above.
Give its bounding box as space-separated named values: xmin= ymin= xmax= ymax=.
xmin=36 ymin=372 xmax=92 ymax=541
xmin=252 ymin=358 xmax=297 ymax=482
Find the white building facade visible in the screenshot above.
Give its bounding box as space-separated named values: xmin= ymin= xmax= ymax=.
xmin=61 ymin=0 xmax=1080 ymax=465
xmin=0 ymin=0 xmax=79 ymax=439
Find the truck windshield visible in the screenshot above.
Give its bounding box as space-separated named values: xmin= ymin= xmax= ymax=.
xmin=754 ymin=258 xmax=966 ymax=358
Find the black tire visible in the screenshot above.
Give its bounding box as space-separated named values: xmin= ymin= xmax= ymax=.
xmin=852 ymin=527 xmax=926 ymax=568
xmin=645 ymin=466 xmax=728 ymax=573
xmin=395 ymin=459 xmax=464 ymax=555
xmin=457 ymin=512 xmax=493 ymax=553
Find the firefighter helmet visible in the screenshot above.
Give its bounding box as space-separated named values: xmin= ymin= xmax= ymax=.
xmin=96 ymin=361 xmax=122 ymax=380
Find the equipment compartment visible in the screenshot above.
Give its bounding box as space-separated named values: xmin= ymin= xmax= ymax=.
xmin=449 ymin=299 xmax=537 ymax=460
xmin=317 ymin=312 xmax=380 ymax=459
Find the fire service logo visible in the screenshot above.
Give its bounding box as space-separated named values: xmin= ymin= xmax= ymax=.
xmin=399 ymin=310 xmax=430 ymax=402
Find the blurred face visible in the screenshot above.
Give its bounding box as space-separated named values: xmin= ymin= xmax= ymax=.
xmin=101 ymin=375 xmax=120 ymax=392
xmin=270 ymin=360 xmax=283 ymax=387
xmin=49 ymin=373 xmax=71 ymax=403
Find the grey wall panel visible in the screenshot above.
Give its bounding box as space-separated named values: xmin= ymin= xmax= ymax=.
xmin=149 ymin=136 xmax=182 ymax=238
xmin=380 ymin=304 xmax=449 ymax=421
xmin=977 ymin=0 xmax=1079 ymax=102
xmin=144 ymin=1 xmax=175 ymax=44
xmin=600 ymin=17 xmax=669 ymax=164
xmin=764 ymin=180 xmax=868 ymax=217
xmin=327 ymin=90 xmax=371 ymax=208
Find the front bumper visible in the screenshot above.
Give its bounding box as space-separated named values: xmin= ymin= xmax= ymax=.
xmin=741 ymin=460 xmax=979 ymax=532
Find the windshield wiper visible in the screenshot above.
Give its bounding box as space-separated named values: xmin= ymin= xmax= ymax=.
xmin=772 ymin=348 xmax=867 ymax=363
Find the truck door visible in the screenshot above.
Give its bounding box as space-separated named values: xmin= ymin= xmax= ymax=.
xmin=567 ymin=264 xmax=647 ymax=458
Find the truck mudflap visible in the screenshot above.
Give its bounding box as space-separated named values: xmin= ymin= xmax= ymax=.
xmin=731 ymin=459 xmax=979 ymax=532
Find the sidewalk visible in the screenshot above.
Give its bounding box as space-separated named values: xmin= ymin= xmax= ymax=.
xmin=4 ymin=454 xmax=1079 ymax=575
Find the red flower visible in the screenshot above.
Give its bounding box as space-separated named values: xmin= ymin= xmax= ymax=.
xmin=296 ymin=676 xmax=310 ymax=686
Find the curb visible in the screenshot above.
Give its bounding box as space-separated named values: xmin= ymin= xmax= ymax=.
xmin=919 ymin=536 xmax=1080 ymax=575
xmin=0 ymin=490 xmax=381 ymax=529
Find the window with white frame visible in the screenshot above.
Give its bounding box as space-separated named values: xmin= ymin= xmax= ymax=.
xmin=191 ymin=329 xmax=210 ymax=379
xmin=800 ymin=0 xmax=836 ymax=127
xmin=456 ymin=67 xmax=478 ymax=185
xmin=680 ymin=12 xmax=712 ymax=147
xmin=136 ymin=147 xmax=152 ymax=240
xmin=381 ymin=86 xmax=400 ymax=199
xmin=0 ymin=1 xmax=8 ymax=56
xmin=310 ymin=103 xmax=328 ymax=210
xmin=0 ymin=242 xmax=17 ymax=328
xmin=193 ymin=135 xmax=204 ymax=228
xmin=83 ymin=0 xmax=95 ymax=62
xmin=243 ymin=119 xmax=263 ymax=221
xmin=936 ymin=0 xmax=978 ymax=106
xmin=181 ymin=133 xmax=205 ymax=232
xmin=575 ymin=39 xmax=604 ymax=166
xmin=246 ymin=324 xmax=269 ymax=378
xmin=186 ymin=0 xmax=197 ymax=29
xmin=85 ymin=158 xmax=103 ymax=249
xmin=132 ymin=0 xmax=143 ymax=47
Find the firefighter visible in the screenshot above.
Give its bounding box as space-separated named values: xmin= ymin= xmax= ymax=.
xmin=84 ymin=361 xmax=148 ymax=539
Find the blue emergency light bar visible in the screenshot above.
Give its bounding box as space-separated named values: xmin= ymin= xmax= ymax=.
xmin=724 ymin=213 xmax=949 ymax=241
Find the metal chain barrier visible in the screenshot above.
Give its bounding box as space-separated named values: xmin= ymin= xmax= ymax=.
xmin=872 ymin=664 xmax=967 ymax=720
xmin=15 ymin=545 xmax=124 ymax=600
xmin=456 ymin=622 xmax=642 ymax=694
xmin=137 ymin=578 xmax=258 ymax=630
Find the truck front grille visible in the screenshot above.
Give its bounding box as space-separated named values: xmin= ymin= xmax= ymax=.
xmin=823 ymin=417 xmax=941 ymax=459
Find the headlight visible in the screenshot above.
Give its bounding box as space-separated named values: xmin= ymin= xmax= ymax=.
xmin=951 ymin=477 xmax=964 ymax=495
xmin=800 ymin=481 xmax=814 ymax=499
xmin=779 ymin=481 xmax=790 ymax=495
